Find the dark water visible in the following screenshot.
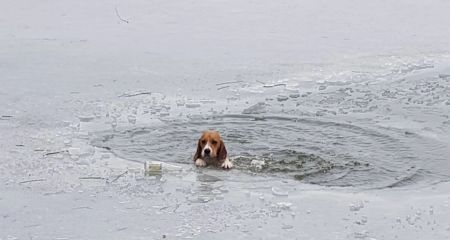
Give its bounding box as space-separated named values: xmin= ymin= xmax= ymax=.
xmin=91 ymin=114 xmax=449 ymax=189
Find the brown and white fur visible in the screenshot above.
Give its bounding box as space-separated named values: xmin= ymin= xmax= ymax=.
xmin=193 ymin=130 xmax=233 ymax=169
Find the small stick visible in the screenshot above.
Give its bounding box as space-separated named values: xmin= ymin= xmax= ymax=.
xmin=98 ymin=146 xmax=111 ymax=151
xmin=72 ymin=206 xmax=92 ymax=210
xmin=108 ymin=170 xmax=128 ymax=183
xmin=19 ymin=179 xmax=45 ymax=184
xmin=172 ymin=203 xmax=180 ymax=213
xmin=115 ymin=7 xmax=129 ymax=24
xmin=256 ymin=80 xmax=266 ymax=85
xmin=159 ymin=203 xmax=180 ymax=213
xmin=118 ymin=92 xmax=151 ymax=98
xmin=263 ymin=83 xmax=286 ymax=88
xmin=43 ymin=190 xmax=65 ymax=196
xmin=217 ymin=86 xmax=230 ymax=90
xmin=79 ymin=176 xmax=106 ymax=180
xmin=24 ymin=224 xmax=41 ymax=228
xmin=44 ymin=150 xmax=67 ymax=156
xmin=216 ymin=80 xmax=243 ymax=86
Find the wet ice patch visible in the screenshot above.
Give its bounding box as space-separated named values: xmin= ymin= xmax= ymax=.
xmin=89 ymin=114 xmax=448 ymax=188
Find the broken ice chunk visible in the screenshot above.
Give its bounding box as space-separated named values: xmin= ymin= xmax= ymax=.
xmin=271 ymin=187 xmax=289 ymax=196
xmin=242 ymin=102 xmax=267 ymax=114
xmin=250 ymin=159 xmax=266 ymax=171
xmin=78 ymin=115 xmax=95 ymax=122
xmin=185 ymin=103 xmax=201 ymax=108
xmin=277 ymin=95 xmax=289 ymax=102
xmin=144 ymin=161 xmax=162 ymax=175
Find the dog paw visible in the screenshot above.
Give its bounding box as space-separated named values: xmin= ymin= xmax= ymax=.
xmin=221 ymin=159 xmax=233 ymax=169
xmin=195 ymin=158 xmax=206 ymax=167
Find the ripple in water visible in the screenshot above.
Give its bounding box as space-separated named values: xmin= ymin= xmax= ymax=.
xmin=91 ymin=114 xmax=447 ymax=188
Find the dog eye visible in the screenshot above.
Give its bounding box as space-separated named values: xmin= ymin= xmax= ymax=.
xmin=201 ymin=140 xmax=206 ymax=145
xmin=211 ymin=140 xmax=217 ymax=145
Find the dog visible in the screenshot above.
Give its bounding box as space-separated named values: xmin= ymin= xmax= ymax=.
xmin=193 ymin=130 xmax=233 ymax=169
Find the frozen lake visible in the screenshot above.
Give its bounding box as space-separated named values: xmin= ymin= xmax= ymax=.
xmin=1 ymin=0 xmax=450 ymax=239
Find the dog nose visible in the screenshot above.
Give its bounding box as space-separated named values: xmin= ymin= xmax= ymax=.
xmin=204 ymin=149 xmax=211 ymax=155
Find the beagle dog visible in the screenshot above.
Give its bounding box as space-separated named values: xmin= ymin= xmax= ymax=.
xmin=194 ymin=130 xmax=233 ymax=169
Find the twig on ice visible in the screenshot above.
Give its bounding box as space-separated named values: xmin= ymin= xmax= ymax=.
xmin=108 ymin=170 xmax=128 ymax=183
xmin=118 ymin=91 xmax=151 ymax=98
xmin=44 ymin=150 xmax=68 ymax=156
xmin=217 ymin=86 xmax=230 ymax=90
xmin=19 ymin=179 xmax=46 ymax=184
xmin=79 ymin=176 xmax=106 ymax=180
xmin=216 ymin=80 xmax=243 ymax=86
xmin=115 ymin=6 xmax=129 ymax=24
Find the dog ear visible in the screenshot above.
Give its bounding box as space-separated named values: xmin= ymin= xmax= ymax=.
xmin=217 ymin=140 xmax=228 ymax=161
xmin=193 ymin=139 xmax=202 ymax=161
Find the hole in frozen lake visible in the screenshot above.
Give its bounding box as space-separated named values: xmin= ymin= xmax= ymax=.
xmin=90 ymin=114 xmax=445 ymax=188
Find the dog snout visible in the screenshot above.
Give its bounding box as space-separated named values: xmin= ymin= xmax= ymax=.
xmin=204 ymin=148 xmax=211 ymax=155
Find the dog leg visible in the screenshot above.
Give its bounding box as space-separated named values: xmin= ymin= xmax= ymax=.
xmin=195 ymin=158 xmax=206 ymax=167
xmin=221 ymin=158 xmax=233 ymax=169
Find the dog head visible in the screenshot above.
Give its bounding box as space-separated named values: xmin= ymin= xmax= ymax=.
xmin=194 ymin=130 xmax=227 ymax=161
